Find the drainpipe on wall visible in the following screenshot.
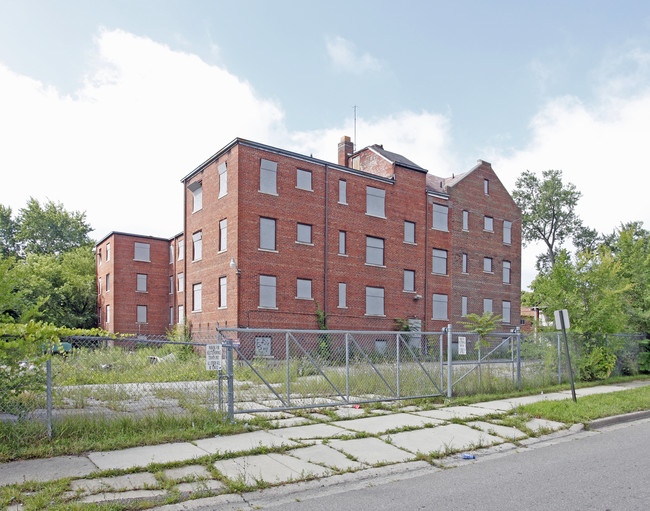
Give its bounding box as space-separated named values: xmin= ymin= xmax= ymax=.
xmin=424 ymin=194 xmax=429 ymax=332
xmin=323 ymin=164 xmax=329 ymax=324
xmin=183 ymin=181 xmax=188 ymax=335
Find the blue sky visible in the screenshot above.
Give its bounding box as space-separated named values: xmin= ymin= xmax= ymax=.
xmin=1 ymin=1 xmax=650 ymax=288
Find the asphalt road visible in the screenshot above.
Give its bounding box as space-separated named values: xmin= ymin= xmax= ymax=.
xmin=266 ymin=419 xmax=650 ymax=511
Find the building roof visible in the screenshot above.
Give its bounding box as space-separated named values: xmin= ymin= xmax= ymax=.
xmin=367 ymin=145 xmax=428 ymax=173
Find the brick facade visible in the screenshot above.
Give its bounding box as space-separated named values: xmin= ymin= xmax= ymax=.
xmin=96 ymin=137 xmax=521 ymax=337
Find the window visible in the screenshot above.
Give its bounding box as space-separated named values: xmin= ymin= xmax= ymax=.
xmin=192 ymin=283 xmax=202 ymax=312
xmin=432 ymin=204 xmax=449 ymax=231
xmin=462 ymin=210 xmax=469 ymax=231
xmin=297 ymin=169 xmax=312 ymax=191
xmin=134 ymin=242 xmax=150 ymax=262
xmin=366 ymin=186 xmax=385 ymax=217
xmin=192 ymin=232 xmax=202 ymax=261
xmin=177 ymin=272 xmax=184 ymax=292
xmin=260 ymin=217 xmax=276 ymax=250
xmin=178 ymin=241 xmax=184 ymax=261
xmin=432 ymin=249 xmax=447 ymax=275
xmin=106 ymin=274 xmax=110 ymax=292
xmin=338 ymin=179 xmax=347 ymax=204
xmin=297 ymin=223 xmax=312 ymax=244
xmin=484 ymin=216 xmax=494 ymax=232
xmin=461 ymin=296 xmax=468 ymax=317
xmin=462 ymin=253 xmax=468 ymax=273
xmin=503 ymin=260 xmax=511 ymax=284
xmin=170 ymin=307 xmax=174 ymax=325
xmin=484 ymin=257 xmax=493 ymax=273
xmin=404 ymin=221 xmax=415 ymax=244
xmin=178 ymin=305 xmax=184 ymax=324
xmin=339 ymin=231 xmax=347 ymax=255
xmin=260 ymin=159 xmax=277 ymax=194
xmin=137 ymin=305 xmax=147 ymax=324
xmin=136 ymin=273 xmax=147 ymax=292
xmin=98 ymin=249 xmax=102 ymax=266
xmin=432 ymin=294 xmax=448 ymax=320
xmin=365 ymin=286 xmax=384 ymax=316
xmin=98 ymin=278 xmax=102 ymax=295
xmin=259 ymin=275 xmax=277 ymax=308
xmin=338 ymin=283 xmax=347 ymax=308
xmin=219 ymin=276 xmax=227 ymax=308
xmin=189 ymin=181 xmax=202 ymax=213
xmin=404 ymin=270 xmax=415 ymax=292
xmin=503 ymin=220 xmax=512 ymax=244
xmin=169 ymin=245 xmax=174 ymax=263
xmin=218 ymin=162 xmax=227 ymax=198
xmin=484 ymin=179 xmax=489 ymax=195
xmin=366 ymin=236 xmax=384 ymax=266
xmin=106 ymin=305 xmax=110 ymax=324
xmin=352 ymin=156 xmax=360 ymax=170
xmin=106 ymin=243 xmax=111 ymax=262
xmin=169 ymin=275 xmax=173 ymax=294
xmin=219 ymin=219 xmax=227 ymax=252
xmin=483 ymin=298 xmax=493 ymax=314
xmin=296 ymin=278 xmax=312 ymax=299
xmin=502 ymin=301 xmax=511 ymax=323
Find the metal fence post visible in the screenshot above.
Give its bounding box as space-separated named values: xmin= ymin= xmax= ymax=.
xmin=345 ymin=333 xmax=350 ymax=403
xmin=447 ymin=324 xmax=453 ymax=398
xmin=517 ymin=330 xmax=522 ymax=391
xmin=46 ymin=357 xmax=52 ymax=439
xmin=286 ymin=332 xmax=291 ymax=407
xmin=439 ymin=333 xmax=443 ymax=393
xmin=226 ymin=339 xmax=234 ymax=421
xmin=557 ymin=333 xmax=562 ymax=383
xmin=396 ymin=333 xmax=401 ymax=398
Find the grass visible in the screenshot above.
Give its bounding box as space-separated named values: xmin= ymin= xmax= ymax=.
xmin=516 ymin=384 xmax=650 ymax=425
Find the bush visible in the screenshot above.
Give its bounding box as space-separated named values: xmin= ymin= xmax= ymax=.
xmin=576 ymin=345 xmax=617 ymax=381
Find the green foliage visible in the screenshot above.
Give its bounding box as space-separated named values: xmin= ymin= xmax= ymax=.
xmin=576 ymin=344 xmax=617 ymax=381
xmin=512 ymin=169 xmax=583 ymax=269
xmin=0 ymin=205 xmax=16 ymax=257
xmin=639 ymin=338 xmax=650 ymax=373
xmin=459 ymin=312 xmax=502 ymax=347
xmin=394 ymin=318 xmax=411 ymax=331
xmin=314 ymin=301 xmax=332 ymax=359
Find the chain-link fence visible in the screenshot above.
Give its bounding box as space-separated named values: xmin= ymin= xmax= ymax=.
xmin=0 ymin=328 xmax=647 ymax=436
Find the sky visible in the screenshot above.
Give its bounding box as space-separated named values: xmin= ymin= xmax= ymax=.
xmin=1 ymin=0 xmax=650 ymax=289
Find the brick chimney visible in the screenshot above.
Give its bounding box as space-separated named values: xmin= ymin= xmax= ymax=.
xmin=338 ymin=136 xmax=354 ymax=167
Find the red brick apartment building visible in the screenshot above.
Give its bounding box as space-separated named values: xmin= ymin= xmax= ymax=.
xmin=96 ymin=136 xmax=521 ymax=336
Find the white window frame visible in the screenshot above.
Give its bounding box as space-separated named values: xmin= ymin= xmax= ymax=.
xmin=296 ymin=278 xmax=312 ymax=299
xmin=219 ymin=276 xmax=227 ymax=308
xmin=484 ymin=257 xmax=493 ymax=273
xmin=190 ymin=181 xmax=202 ymax=213
xmin=297 ymin=223 xmax=312 ymax=244
xmin=177 ymin=240 xmax=184 ymax=261
xmin=296 ymin=169 xmax=312 ymax=191
xmin=462 ymin=210 xmax=469 ymax=231
xmin=432 ymin=203 xmax=449 ymax=231
xmin=98 ymin=277 xmax=102 ymax=294
xmin=484 ymin=179 xmax=490 ymax=195
xmin=432 ymin=294 xmax=448 ymax=320
xmin=219 ymin=219 xmax=227 ymax=252
xmin=134 ymin=242 xmax=150 ymax=262
xmin=461 ymin=296 xmax=468 ymax=317
xmin=404 ymin=269 xmax=415 ymax=292
xmin=260 ymin=217 xmax=276 ymax=250
xmin=339 ymin=230 xmax=346 ymax=255
xmin=106 ymin=304 xmax=110 ymax=324
xmin=177 ymin=272 xmax=184 ymax=292
xmin=106 ymin=243 xmax=111 ymax=262
xmin=432 ymin=249 xmax=447 ymax=275
xmin=136 ymin=273 xmax=147 ymax=293
xmin=218 ymin=162 xmax=227 ymax=198
xmin=169 ymin=245 xmax=174 ymax=264
xmin=365 ymin=286 xmax=385 ymax=316
xmin=404 ymin=221 xmax=416 ymax=244
xmin=178 ymin=305 xmax=184 ymax=324
xmin=503 ymin=220 xmax=512 ymax=245
xmin=366 ymin=236 xmax=384 ymax=266
xmin=192 ymin=283 xmax=202 ymax=312
xmin=260 ymin=159 xmax=278 ymax=194
xmin=192 ymin=232 xmax=202 ymax=261
xmin=137 ymin=305 xmax=147 ymax=324
xmin=484 ymin=216 xmax=494 ymax=232
xmin=502 ymin=301 xmax=511 ymax=324
xmin=483 ymin=298 xmax=493 ymax=314
xmin=169 ymin=275 xmax=173 ymax=294
xmin=503 ymin=260 xmax=511 ymax=284
xmin=259 ymin=275 xmax=277 ymax=308
xmin=106 ymin=274 xmax=110 ymax=292
xmin=338 ymin=179 xmax=347 ymax=204
xmin=462 ymin=253 xmax=468 ymax=274
xmin=366 ymin=186 xmax=386 ymax=218
xmin=170 ymin=307 xmax=174 ymax=325
xmin=338 ymin=282 xmax=347 ymax=308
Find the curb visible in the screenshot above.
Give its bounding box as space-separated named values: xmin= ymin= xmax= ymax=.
xmin=587 ymin=410 xmax=650 ymax=430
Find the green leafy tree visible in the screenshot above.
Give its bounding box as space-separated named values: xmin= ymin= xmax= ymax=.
xmin=0 ymin=205 xmax=17 ymax=257
xmin=512 ymin=169 xmax=582 ymax=269
xmin=460 ymin=311 xmax=503 ymax=347
xmin=15 ymin=198 xmax=93 ymax=256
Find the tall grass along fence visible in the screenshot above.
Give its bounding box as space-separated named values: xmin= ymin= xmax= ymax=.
xmin=0 ymin=327 xmax=646 ymax=437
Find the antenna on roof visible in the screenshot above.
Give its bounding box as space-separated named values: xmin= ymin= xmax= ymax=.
xmin=353 ymin=105 xmax=358 ymax=151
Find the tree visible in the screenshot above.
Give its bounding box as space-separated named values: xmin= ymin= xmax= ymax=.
xmin=512 ymin=170 xmax=582 ymax=269
xmin=0 ymin=205 xmax=16 ymax=257
xmin=15 ymin=198 xmax=93 ymax=256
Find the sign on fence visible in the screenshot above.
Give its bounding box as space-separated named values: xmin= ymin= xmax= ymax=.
xmin=458 ymin=336 xmax=467 ymax=355
xmin=205 ymin=343 xmax=222 ymax=371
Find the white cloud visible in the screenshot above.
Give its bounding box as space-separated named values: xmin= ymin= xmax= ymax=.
xmin=486 ymin=50 xmax=650 ymax=289
xmin=325 ymin=36 xmax=382 ymax=74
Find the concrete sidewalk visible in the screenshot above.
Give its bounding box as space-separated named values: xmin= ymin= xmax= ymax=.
xmin=2 ymin=381 xmax=648 ymax=510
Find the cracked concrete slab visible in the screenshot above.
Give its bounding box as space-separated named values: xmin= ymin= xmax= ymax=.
xmin=383 ymin=423 xmax=503 ymax=455
xmin=268 ymin=423 xmax=348 ymax=440
xmin=467 ymin=421 xmax=527 ymax=440
xmin=327 ymin=437 xmax=413 ymax=465
xmin=194 ymin=430 xmax=298 ymax=455
xmin=412 ymin=405 xmax=499 ymax=420
xmin=331 ymin=412 xmax=443 ymax=434
xmin=70 ymin=472 xmax=158 ymax=493
xmin=525 ymin=418 xmax=565 ymax=432
xmin=79 ymin=489 xmax=166 ymax=504
xmin=289 ymin=444 xmax=366 ymax=471
xmin=88 ymin=442 xmax=207 ymax=471
xmin=0 ymin=456 xmax=97 ymax=486
xmin=163 ymin=465 xmax=211 ymax=481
